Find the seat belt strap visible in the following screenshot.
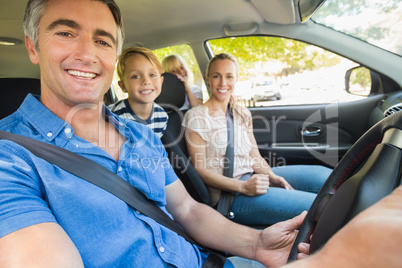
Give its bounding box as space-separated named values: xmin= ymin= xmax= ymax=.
xmin=0 ymin=130 xmax=226 ymax=268
xmin=0 ymin=130 xmax=194 ymax=243
xmin=216 ymin=109 xmax=236 ymax=217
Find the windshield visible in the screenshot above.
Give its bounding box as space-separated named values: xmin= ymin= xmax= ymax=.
xmin=312 ymin=0 xmax=402 ymax=57
xmin=256 ymin=81 xmax=274 ymax=87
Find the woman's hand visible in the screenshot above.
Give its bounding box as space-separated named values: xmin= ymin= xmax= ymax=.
xmin=175 ymin=73 xmax=186 ymax=82
xmin=269 ymin=173 xmax=294 ymax=190
xmin=175 ymin=74 xmax=191 ymax=90
xmin=240 ymin=174 xmax=270 ymax=196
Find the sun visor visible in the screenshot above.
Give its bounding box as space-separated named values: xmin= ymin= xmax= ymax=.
xmin=250 ymin=0 xmax=326 ymax=24
xmin=250 ymin=0 xmax=297 ymax=24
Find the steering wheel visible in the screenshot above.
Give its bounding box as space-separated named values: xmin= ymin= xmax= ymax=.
xmin=288 ymin=112 xmax=402 ymax=261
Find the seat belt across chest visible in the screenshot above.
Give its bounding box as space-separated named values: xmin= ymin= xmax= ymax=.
xmin=0 ymin=130 xmax=226 ymax=268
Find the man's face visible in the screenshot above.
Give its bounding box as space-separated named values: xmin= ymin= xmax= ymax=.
xmin=26 ymin=0 xmax=118 ymax=110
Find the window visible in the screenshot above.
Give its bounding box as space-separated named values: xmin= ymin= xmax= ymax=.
xmin=207 ymin=36 xmax=365 ymax=107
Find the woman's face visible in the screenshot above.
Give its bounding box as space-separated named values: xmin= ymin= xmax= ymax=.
xmin=207 ymin=59 xmax=237 ymax=102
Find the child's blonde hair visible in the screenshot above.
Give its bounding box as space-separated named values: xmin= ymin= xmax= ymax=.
xmin=162 ymin=54 xmax=193 ymax=82
xmin=117 ymin=47 xmax=162 ymax=80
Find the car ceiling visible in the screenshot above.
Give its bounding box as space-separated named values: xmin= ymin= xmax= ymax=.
xmin=0 ymin=0 xmax=302 ymax=79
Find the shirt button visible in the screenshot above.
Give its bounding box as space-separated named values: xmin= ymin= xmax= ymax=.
xmin=159 ymin=246 xmax=165 ymax=253
xmin=118 ymin=166 xmax=123 ymax=172
xmin=46 ymin=132 xmax=53 ymax=137
xmin=64 ymin=128 xmax=72 ymax=134
xmin=136 ymin=210 xmax=141 ymax=214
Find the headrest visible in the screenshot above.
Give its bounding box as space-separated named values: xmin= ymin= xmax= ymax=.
xmin=0 ymin=78 xmax=41 ymax=119
xmin=155 ymin=72 xmax=185 ymax=112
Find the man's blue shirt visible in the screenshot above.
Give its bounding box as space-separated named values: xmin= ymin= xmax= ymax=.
xmin=0 ymin=94 xmax=203 ymax=267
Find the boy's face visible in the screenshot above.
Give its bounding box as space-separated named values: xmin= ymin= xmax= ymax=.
xmin=119 ymin=54 xmax=163 ymax=105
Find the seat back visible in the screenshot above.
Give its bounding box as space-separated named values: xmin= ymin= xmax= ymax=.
xmin=0 ymin=78 xmax=41 ymax=119
xmin=153 ymin=72 xmax=211 ymax=205
xmin=161 ymin=110 xmax=212 ymax=206
xmin=155 ymin=73 xmax=186 ymax=112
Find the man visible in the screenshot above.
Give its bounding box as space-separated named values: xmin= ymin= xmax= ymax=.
xmin=2 ymin=1 xmax=402 ymax=267
xmin=0 ymin=0 xmax=308 ymax=267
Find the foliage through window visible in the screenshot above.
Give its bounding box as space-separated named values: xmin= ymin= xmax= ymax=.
xmin=207 ymin=36 xmax=366 ymax=107
xmin=312 ymin=0 xmax=402 ymax=57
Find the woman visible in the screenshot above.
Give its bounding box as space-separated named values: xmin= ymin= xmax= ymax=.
xmin=182 ymin=53 xmax=331 ymax=226
xmin=162 ymin=54 xmax=203 ymax=110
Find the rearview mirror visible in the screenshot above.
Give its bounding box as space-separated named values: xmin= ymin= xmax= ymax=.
xmin=345 ymin=66 xmax=371 ymax=96
xmin=299 ymin=0 xmax=326 ymax=22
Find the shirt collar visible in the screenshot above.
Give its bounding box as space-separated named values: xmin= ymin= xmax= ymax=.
xmin=19 ymin=94 xmax=132 ymax=143
xmin=19 ymin=94 xmax=68 ymax=142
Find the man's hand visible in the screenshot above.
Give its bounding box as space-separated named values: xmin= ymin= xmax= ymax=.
xmin=254 ymin=211 xmax=307 ymax=267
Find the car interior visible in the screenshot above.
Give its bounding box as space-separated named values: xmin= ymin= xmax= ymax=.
xmin=1 ymin=0 xmax=402 ymax=261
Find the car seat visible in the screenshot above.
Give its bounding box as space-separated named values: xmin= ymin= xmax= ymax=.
xmin=155 ymin=73 xmax=186 ymax=112
xmin=157 ymin=73 xmax=212 ymax=206
xmin=0 ymin=78 xmax=41 ymax=119
xmin=0 ymin=77 xmax=119 ymax=118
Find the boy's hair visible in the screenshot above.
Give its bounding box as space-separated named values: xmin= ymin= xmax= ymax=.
xmin=116 ymin=47 xmax=162 ymax=81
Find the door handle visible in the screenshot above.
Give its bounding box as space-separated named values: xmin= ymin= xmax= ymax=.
xmin=301 ymin=126 xmax=322 ymax=137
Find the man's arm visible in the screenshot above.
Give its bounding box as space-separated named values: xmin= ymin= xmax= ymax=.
xmin=0 ymin=222 xmax=84 ymax=267
xmin=165 ymin=179 xmax=306 ymax=267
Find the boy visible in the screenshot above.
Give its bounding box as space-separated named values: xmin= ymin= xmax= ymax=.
xmin=109 ymin=47 xmax=168 ymax=138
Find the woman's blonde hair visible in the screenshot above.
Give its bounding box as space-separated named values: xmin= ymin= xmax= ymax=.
xmin=116 ymin=47 xmax=162 ymax=81
xmin=205 ymin=53 xmax=250 ymax=125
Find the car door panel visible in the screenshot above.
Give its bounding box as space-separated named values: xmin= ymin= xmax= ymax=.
xmin=250 ymin=94 xmax=384 ymax=168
